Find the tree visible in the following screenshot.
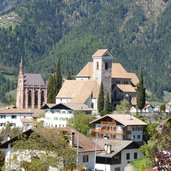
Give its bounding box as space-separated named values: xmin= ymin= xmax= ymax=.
xmin=137 ymin=69 xmax=146 ymax=111
xmin=98 ymin=83 xmax=104 ymax=114
xmin=54 ymin=59 xmax=62 ymax=96
xmin=116 ymin=99 xmax=130 ymax=114
xmin=68 ymin=111 xmax=94 ymax=136
xmin=104 ymin=93 xmax=111 ymax=115
xmin=47 ymin=75 xmax=55 ymax=103
xmin=0 ymin=123 xmax=22 ymax=143
xmin=12 ymin=128 xmax=76 ymax=171
xmin=67 ymin=70 xmax=72 ymax=80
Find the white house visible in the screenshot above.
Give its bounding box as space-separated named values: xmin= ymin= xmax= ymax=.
xmin=142 ymin=104 xmax=154 ymax=113
xmin=94 ymin=139 xmax=144 ymax=171
xmin=0 ymin=127 xmax=103 ymax=171
xmin=41 ymin=103 xmax=92 ymax=128
xmin=0 ymin=107 xmax=34 ymax=131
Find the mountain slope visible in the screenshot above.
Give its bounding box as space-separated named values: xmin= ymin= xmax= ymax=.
xmin=0 ymin=0 xmax=171 ymax=103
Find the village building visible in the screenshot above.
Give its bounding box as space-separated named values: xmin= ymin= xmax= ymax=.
xmin=0 ymin=106 xmax=43 ymax=131
xmin=41 ymin=103 xmax=92 ymax=128
xmin=56 ymin=49 xmax=138 ymax=113
xmin=16 ymin=58 xmax=47 ymax=109
xmin=90 ymin=114 xmax=147 ymax=142
xmin=94 ymin=139 xmax=143 ymax=171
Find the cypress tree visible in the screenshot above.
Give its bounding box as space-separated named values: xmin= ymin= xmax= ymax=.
xmin=54 ymin=59 xmax=62 ymax=96
xmin=98 ymin=83 xmax=104 ymax=114
xmin=137 ymin=69 xmax=146 ymax=111
xmin=104 ymin=93 xmax=111 ymax=114
xmin=67 ymin=70 xmax=72 ymax=80
xmin=47 ymin=75 xmax=55 ymax=103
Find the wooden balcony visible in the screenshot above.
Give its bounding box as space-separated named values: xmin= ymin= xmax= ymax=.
xmin=100 ymin=121 xmax=116 ymax=126
xmin=92 ymin=128 xmax=124 ymax=135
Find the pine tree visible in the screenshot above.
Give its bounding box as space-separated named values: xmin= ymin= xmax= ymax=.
xmin=98 ymin=83 xmax=104 ymax=114
xmin=67 ymin=70 xmax=72 ymax=80
xmin=137 ymin=69 xmax=146 ymax=111
xmin=104 ymin=93 xmax=111 ymax=114
xmin=47 ymin=75 xmax=55 ymax=103
xmin=54 ymin=59 xmax=62 ymax=96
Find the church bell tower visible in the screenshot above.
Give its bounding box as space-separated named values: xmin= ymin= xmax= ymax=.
xmin=92 ymin=49 xmax=112 ymax=99
xmin=16 ymin=58 xmax=24 ymax=109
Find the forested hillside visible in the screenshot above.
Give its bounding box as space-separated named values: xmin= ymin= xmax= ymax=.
xmin=0 ymin=0 xmax=171 ymax=105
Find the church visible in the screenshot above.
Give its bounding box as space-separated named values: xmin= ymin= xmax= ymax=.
xmin=16 ymin=59 xmax=47 ymax=109
xmin=56 ymin=49 xmax=138 ymax=114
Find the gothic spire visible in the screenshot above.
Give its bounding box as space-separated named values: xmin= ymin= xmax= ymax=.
xmin=19 ymin=57 xmax=23 ymax=74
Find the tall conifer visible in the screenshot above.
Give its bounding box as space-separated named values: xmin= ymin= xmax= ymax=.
xmin=54 ymin=59 xmax=62 ymax=96
xmin=98 ymin=83 xmax=104 ymax=114
xmin=137 ymin=69 xmax=146 ymax=111
xmin=104 ymin=93 xmax=111 ymax=114
xmin=47 ymin=75 xmax=55 ymax=103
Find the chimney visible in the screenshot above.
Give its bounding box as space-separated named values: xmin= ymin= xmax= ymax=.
xmin=70 ymin=132 xmax=75 ymax=147
xmin=106 ymin=144 xmax=112 ymax=154
xmin=104 ymin=143 xmax=107 ymax=152
xmin=7 ymin=135 xmax=11 ymax=141
xmin=128 ymin=114 xmax=133 ymax=120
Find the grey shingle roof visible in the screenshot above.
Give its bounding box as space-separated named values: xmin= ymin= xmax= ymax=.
xmin=24 ymin=74 xmax=46 ymax=87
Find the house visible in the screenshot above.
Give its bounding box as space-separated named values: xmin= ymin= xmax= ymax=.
xmin=56 ymin=49 xmax=138 ymax=113
xmin=90 ymin=114 xmax=147 ymax=142
xmin=41 ymin=103 xmax=92 ymax=128
xmin=0 ymin=127 xmax=103 ymax=171
xmin=94 ymin=139 xmax=143 ymax=171
xmin=165 ymin=102 xmax=171 ymax=113
xmin=0 ymin=106 xmax=43 ymax=131
xmin=142 ymin=104 xmax=154 ymax=113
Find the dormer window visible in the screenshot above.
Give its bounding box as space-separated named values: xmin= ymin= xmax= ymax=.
xmin=96 ymin=62 xmax=99 ymax=70
xmin=105 ymin=63 xmax=108 ymax=70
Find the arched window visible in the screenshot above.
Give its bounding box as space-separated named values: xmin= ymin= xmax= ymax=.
xmin=34 ymin=90 xmax=38 ymax=108
xmin=41 ymin=91 xmax=44 ymax=107
xmin=96 ymin=62 xmax=99 ymax=70
xmin=105 ymin=63 xmax=108 ymax=70
xmin=28 ymin=90 xmax=32 ymax=108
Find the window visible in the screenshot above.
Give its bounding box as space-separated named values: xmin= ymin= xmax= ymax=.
xmin=134 ymin=152 xmax=138 ymax=159
xmin=91 ymin=103 xmax=94 ymax=109
xmin=115 ymin=168 xmax=120 ymax=171
xmin=124 ymin=81 xmax=128 ymax=84
xmin=96 ymin=62 xmax=99 ymax=70
xmin=116 ymin=81 xmax=120 ymax=84
xmin=0 ymin=123 xmax=5 ymax=126
xmin=137 ymin=135 xmax=141 ymax=139
xmin=0 ymin=115 xmax=6 ymax=119
xmin=83 ymin=155 xmax=89 ymax=163
xmin=105 ymin=63 xmax=108 ymax=70
xmin=126 ymin=153 xmax=130 ymax=160
xmin=11 ymin=115 xmax=17 ymax=119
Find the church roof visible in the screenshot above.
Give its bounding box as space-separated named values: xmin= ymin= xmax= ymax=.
xmin=76 ymin=62 xmax=136 ymax=81
xmin=24 ymin=74 xmax=46 ymax=87
xmin=56 ymin=80 xmax=99 ymax=104
xmin=128 ymin=72 xmax=139 ymax=86
xmin=92 ymin=49 xmax=109 ymax=57
xmin=116 ymin=84 xmax=136 ymax=93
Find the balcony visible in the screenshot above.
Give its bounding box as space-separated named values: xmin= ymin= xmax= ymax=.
xmin=100 ymin=121 xmax=116 ymax=126
xmin=92 ymin=128 xmax=124 ymax=135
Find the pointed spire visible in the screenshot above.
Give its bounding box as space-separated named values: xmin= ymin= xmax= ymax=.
xmin=19 ymin=57 xmax=23 ymax=75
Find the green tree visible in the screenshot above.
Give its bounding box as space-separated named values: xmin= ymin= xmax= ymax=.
xmin=47 ymin=75 xmax=55 ymax=103
xmin=116 ymin=99 xmax=130 ymax=114
xmin=104 ymin=93 xmax=111 ymax=115
xmin=12 ymin=128 xmax=76 ymax=171
xmin=98 ymin=83 xmax=104 ymax=114
xmin=160 ymin=104 xmax=166 ymax=112
xmin=68 ymin=111 xmax=94 ymax=136
xmin=54 ymin=59 xmax=62 ymax=96
xmin=137 ymin=69 xmax=146 ymax=111
xmin=67 ymin=70 xmax=72 ymax=80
